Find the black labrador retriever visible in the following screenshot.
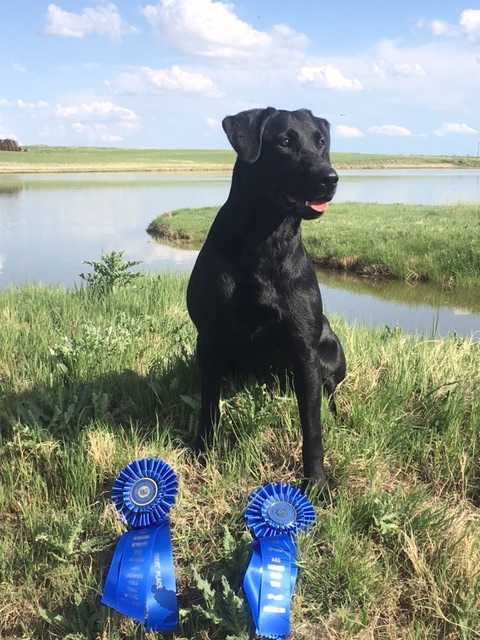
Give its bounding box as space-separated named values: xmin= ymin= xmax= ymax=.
xmin=187 ymin=107 xmax=346 ymax=492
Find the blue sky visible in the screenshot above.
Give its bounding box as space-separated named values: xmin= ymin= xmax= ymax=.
xmin=1 ymin=0 xmax=480 ymax=155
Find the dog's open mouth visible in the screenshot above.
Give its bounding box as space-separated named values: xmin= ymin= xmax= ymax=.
xmin=283 ymin=194 xmax=330 ymax=217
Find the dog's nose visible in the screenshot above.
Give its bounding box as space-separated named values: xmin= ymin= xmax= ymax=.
xmin=324 ymin=170 xmax=339 ymax=188
xmin=319 ymin=170 xmax=338 ymax=196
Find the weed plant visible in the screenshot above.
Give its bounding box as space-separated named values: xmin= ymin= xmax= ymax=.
xmin=148 ymin=202 xmax=480 ymax=288
xmin=0 ymin=258 xmax=479 ymax=639
xmin=80 ymin=250 xmax=142 ymax=294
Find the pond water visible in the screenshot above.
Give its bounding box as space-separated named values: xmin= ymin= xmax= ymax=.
xmin=0 ymin=169 xmax=479 ymax=339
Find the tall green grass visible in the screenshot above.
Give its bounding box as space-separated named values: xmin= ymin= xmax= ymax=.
xmin=0 ymin=264 xmax=479 ymax=639
xmin=148 ymin=202 xmax=480 ymax=287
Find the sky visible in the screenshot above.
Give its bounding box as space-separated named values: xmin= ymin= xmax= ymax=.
xmin=1 ymin=0 xmax=480 ymax=155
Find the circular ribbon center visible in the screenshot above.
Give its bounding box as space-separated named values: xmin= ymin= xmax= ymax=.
xmin=267 ymin=501 xmax=297 ymax=526
xmin=129 ymin=477 xmax=159 ymax=507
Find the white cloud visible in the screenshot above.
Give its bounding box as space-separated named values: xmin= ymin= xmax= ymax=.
xmin=429 ymin=19 xmax=457 ymax=37
xmin=47 ymin=101 xmax=140 ymax=143
xmin=71 ymin=122 xmax=123 ymax=142
xmin=372 ymin=43 xmax=428 ymax=81
xmin=54 ymin=101 xmax=138 ymax=122
xmin=206 ymin=118 xmax=221 ymax=127
xmin=297 ymin=65 xmax=363 ymax=91
xmin=428 ymin=9 xmax=480 ymax=43
xmin=335 ymin=125 xmax=364 ymax=138
xmin=17 ymin=99 xmax=33 ymax=109
xmin=141 ymin=65 xmax=222 ymax=96
xmin=434 ymin=122 xmax=478 ymax=136
xmin=269 ymin=23 xmax=309 ymax=59
xmin=12 ymin=62 xmax=27 ymax=73
xmin=391 ymin=62 xmax=426 ymax=77
xmin=141 ymin=0 xmax=308 ymax=62
xmin=459 ymin=9 xmax=480 ymax=42
xmin=44 ymin=2 xmax=138 ymax=42
xmin=0 ymin=98 xmax=49 ymax=112
xmin=368 ymin=125 xmax=412 ymax=137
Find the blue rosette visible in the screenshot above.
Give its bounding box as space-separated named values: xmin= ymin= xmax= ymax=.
xmin=101 ymin=458 xmax=179 ymax=632
xmin=245 ymin=482 xmax=316 ymax=540
xmin=111 ymin=457 xmax=178 ymax=528
xmin=243 ymin=483 xmax=315 ymax=640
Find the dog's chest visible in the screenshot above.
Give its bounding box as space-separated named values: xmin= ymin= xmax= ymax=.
xmin=220 ymin=279 xmax=285 ymax=370
xmin=232 ymin=270 xmax=279 ymax=312
xmin=225 ymin=269 xmax=298 ymax=341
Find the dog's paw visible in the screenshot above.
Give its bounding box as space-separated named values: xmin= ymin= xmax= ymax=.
xmin=193 ymin=434 xmax=207 ymax=454
xmin=301 ymin=475 xmax=332 ymax=504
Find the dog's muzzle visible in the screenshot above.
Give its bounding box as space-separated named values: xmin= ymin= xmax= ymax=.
xmin=283 ymin=169 xmax=339 ymax=218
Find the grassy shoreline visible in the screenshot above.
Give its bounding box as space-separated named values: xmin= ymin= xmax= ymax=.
xmin=0 ymin=271 xmax=479 ymax=639
xmin=148 ymin=202 xmax=480 ymax=288
xmin=2 ymin=146 xmax=480 ymax=173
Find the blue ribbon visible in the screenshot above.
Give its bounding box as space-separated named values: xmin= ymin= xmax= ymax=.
xmin=101 ymin=458 xmax=178 ymax=632
xmin=243 ymin=483 xmax=315 ymax=639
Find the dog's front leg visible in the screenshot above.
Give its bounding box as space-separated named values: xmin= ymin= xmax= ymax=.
xmin=194 ymin=334 xmax=223 ymax=452
xmin=292 ymin=350 xmax=328 ymax=492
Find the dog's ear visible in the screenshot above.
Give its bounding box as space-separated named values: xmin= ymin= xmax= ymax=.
xmin=222 ymin=108 xmax=276 ymax=163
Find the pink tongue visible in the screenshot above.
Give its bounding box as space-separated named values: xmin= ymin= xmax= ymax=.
xmin=308 ymin=201 xmax=329 ymax=213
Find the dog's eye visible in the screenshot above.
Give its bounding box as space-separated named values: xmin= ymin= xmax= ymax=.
xmin=317 ymin=137 xmax=325 ymax=149
xmin=279 ymin=137 xmax=291 ymax=148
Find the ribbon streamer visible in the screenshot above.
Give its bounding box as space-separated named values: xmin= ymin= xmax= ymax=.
xmin=243 ymin=483 xmax=315 ymax=640
xmin=101 ymin=458 xmax=178 ymax=632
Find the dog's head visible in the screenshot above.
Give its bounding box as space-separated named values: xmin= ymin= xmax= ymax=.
xmin=223 ymin=107 xmax=338 ymax=219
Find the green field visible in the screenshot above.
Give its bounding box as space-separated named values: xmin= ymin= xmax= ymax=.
xmin=0 ymin=258 xmax=479 ymax=639
xmin=0 ymin=146 xmax=236 ymax=173
xmin=148 ymin=202 xmax=480 ymax=288
xmin=1 ymin=145 xmax=479 ymax=173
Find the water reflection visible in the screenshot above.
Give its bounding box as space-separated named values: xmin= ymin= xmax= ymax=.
xmin=0 ymin=183 xmax=22 ymax=196
xmin=0 ymin=172 xmax=232 ymax=194
xmin=317 ymin=269 xmax=480 ymax=314
xmin=336 ymin=169 xmax=480 ymax=205
xmin=317 ymin=270 xmax=480 ymax=339
xmin=0 ymin=172 xmax=229 ymax=289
